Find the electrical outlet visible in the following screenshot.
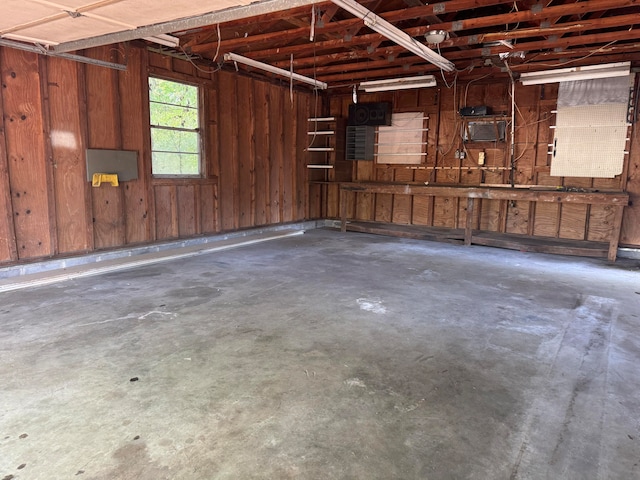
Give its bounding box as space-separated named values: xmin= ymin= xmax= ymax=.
xmin=478 ymin=151 xmax=485 ymax=165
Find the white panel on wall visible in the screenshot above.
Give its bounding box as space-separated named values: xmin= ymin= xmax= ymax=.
xmin=550 ymin=75 xmax=632 ymax=178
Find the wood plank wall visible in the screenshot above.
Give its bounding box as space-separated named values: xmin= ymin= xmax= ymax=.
xmin=328 ymin=81 xmax=640 ymax=248
xmin=0 ymin=44 xmax=313 ymax=265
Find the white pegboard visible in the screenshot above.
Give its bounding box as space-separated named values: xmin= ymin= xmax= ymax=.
xmin=550 ymin=103 xmax=628 ymax=178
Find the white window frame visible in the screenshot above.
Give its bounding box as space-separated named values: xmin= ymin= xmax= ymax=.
xmin=149 ymin=76 xmax=202 ymax=177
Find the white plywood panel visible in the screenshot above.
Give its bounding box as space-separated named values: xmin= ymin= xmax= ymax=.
xmin=0 ymin=1 xmax=59 ymax=31
xmin=85 ymin=0 xmax=255 ymax=27
xmin=377 ymin=112 xmax=426 ymax=165
xmin=550 ymin=103 xmax=628 ymax=178
xmin=1 ymin=0 xmax=255 ymax=45
xmin=5 ymin=16 xmax=125 ymax=44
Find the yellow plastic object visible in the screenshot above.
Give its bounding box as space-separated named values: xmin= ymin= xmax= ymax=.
xmin=92 ymin=173 xmax=119 ymax=187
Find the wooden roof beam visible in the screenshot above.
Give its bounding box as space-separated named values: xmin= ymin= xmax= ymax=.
xmin=318 ymin=44 xmax=640 ymax=84
xmin=320 ymin=47 xmax=640 ymax=84
xmin=293 ymin=26 xmax=640 ymax=76
xmin=252 ymin=10 xmax=639 ymax=66
xmin=188 ymin=0 xmax=513 ymax=55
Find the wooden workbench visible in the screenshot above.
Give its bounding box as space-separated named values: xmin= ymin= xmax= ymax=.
xmin=339 ymin=183 xmax=629 ymax=261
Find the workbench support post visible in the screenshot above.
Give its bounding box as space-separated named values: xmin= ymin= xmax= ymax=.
xmin=340 ymin=187 xmax=347 ymax=232
xmin=608 ymin=205 xmax=625 ymax=262
xmin=464 ymin=197 xmax=475 ymax=246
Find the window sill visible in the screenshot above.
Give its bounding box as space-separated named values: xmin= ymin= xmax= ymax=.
xmin=151 ymin=176 xmax=218 ymax=186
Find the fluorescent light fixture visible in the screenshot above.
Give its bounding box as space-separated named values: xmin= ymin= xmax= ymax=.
xmin=520 ymin=61 xmax=630 ymax=85
xmin=143 ymin=34 xmax=180 ymax=48
xmin=223 ymin=52 xmax=327 ymax=90
xmin=331 ymin=0 xmax=455 ymax=72
xmin=359 ymin=75 xmax=437 ymax=92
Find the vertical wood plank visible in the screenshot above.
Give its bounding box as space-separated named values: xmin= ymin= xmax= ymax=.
xmin=46 ymin=56 xmax=91 ymax=254
xmin=253 ymin=80 xmax=270 ymax=225
xmin=620 ymin=112 xmax=640 ymax=246
xmin=282 ymin=91 xmax=295 ymax=222
xmin=0 ymin=54 xmax=18 ymax=262
xmin=119 ymin=46 xmax=150 ymax=245
xmin=237 ymin=75 xmax=255 ymax=228
xmin=37 ymin=57 xmax=59 ymax=257
xmin=327 ymin=183 xmax=339 ymax=218
xmin=1 ymin=48 xmax=53 ymax=259
xmin=177 ymin=185 xmax=196 ymax=236
xmin=295 ymin=92 xmax=309 ymax=220
xmin=154 ymin=185 xmax=178 ymax=239
xmin=374 ymin=167 xmax=394 ymax=223
xmin=268 ymin=83 xmax=283 ymax=224
xmin=392 ymin=168 xmax=413 ymax=224
xmin=587 ymin=205 xmax=616 ymax=242
xmin=217 ymin=71 xmax=239 ymax=231
xmin=200 ymin=183 xmax=216 ymax=233
xmin=505 ymin=201 xmax=530 ymax=235
xmin=207 ymin=81 xmax=220 ymax=179
xmin=84 ymin=46 xmax=125 ymax=249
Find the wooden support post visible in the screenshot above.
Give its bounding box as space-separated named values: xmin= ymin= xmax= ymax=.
xmin=465 ymin=197 xmax=474 ymax=245
xmin=608 ymin=205 xmax=625 ymax=262
xmin=340 ymin=186 xmax=347 ymax=232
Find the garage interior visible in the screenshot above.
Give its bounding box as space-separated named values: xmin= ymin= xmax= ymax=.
xmin=1 ymin=0 xmax=640 ymax=478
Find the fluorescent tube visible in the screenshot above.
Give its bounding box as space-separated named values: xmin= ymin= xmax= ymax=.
xmin=223 ymin=52 xmax=327 ymax=89
xmin=360 ymin=75 xmax=437 ymax=92
xmin=520 ymin=62 xmax=630 ymax=85
xmin=143 ymin=34 xmax=180 ymax=48
xmin=331 ymin=0 xmax=455 ymax=72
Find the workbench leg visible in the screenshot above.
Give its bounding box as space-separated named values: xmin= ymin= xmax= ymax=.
xmin=340 ymin=188 xmax=347 ymax=232
xmin=607 ymin=205 xmax=625 ymax=262
xmin=464 ymin=197 xmax=475 ymax=246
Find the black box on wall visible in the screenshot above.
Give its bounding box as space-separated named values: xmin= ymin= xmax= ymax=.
xmin=348 ymin=102 xmax=392 ymax=126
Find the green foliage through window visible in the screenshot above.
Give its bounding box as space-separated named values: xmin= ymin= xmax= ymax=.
xmin=149 ymin=78 xmax=200 ymax=175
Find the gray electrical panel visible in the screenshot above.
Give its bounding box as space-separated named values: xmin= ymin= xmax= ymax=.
xmin=86 ymin=149 xmax=139 ymax=182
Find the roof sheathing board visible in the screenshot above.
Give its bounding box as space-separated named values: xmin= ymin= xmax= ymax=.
xmin=86 ymin=0 xmax=255 ymax=28
xmin=0 ymin=0 xmax=273 ymax=46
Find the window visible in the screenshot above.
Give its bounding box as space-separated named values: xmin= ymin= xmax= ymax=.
xmin=149 ymin=77 xmax=201 ymax=176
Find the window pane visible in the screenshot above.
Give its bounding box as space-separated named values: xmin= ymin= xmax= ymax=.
xmin=149 ymin=78 xmax=198 ymax=108
xmin=149 ymin=76 xmax=201 ymax=176
xmin=152 ymin=152 xmax=199 ymax=175
xmin=150 ymin=102 xmax=198 ymax=130
xmin=151 ymin=129 xmax=199 ymax=154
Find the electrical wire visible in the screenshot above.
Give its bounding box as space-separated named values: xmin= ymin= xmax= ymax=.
xmin=212 ymin=24 xmax=222 ymax=62
xmin=522 ymin=40 xmax=618 ymax=68
xmin=179 ymin=45 xmax=222 ymax=74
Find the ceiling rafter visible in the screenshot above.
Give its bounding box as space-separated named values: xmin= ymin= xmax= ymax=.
xmin=2 ymin=0 xmax=638 ymax=85
xmin=187 ymin=0 xmax=512 ymax=55
xmin=289 ymin=26 xmax=640 ymax=79
xmin=258 ymin=0 xmax=637 ymax=72
xmin=243 ymin=9 xmax=638 ymax=69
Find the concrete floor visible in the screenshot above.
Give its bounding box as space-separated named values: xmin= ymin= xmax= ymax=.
xmin=1 ymin=228 xmax=639 ymax=480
